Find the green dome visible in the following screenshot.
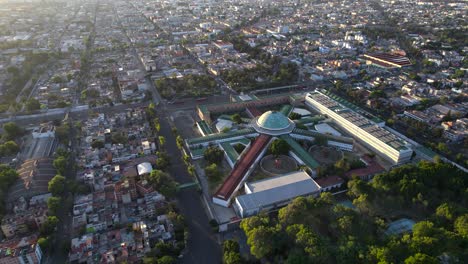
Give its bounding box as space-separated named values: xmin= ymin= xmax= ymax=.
xmin=256 ymin=111 xmax=290 ymax=130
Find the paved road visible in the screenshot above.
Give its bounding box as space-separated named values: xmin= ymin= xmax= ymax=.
xmin=157 ymin=109 xmax=222 ymax=264
xmin=46 ymin=118 xmax=78 ymax=264
xmin=118 ymin=7 xmax=222 ymax=262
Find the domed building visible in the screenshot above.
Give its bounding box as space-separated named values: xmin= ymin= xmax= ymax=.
xmin=252 ymin=111 xmax=295 ymax=135
xmin=187 ymin=104 xmax=355 ymax=210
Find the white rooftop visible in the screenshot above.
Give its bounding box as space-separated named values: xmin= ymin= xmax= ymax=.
xmin=292 ymin=108 xmax=311 ymax=116
xmin=238 ymin=94 xmax=252 ymax=101
xmin=314 ymin=123 xmax=342 ymax=136
xmin=237 ymin=171 xmax=321 ymax=212
xmin=215 ymin=119 xmax=233 ymax=132
xmin=137 ymin=162 xmax=152 ymax=175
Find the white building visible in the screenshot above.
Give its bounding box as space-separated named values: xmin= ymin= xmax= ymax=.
xmin=234 ymin=171 xmax=321 ymax=218
xmin=32 ymin=124 xmax=55 ymax=139
xmin=305 ymin=91 xmax=413 ymax=164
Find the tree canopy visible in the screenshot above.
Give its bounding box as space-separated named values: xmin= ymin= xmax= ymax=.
xmin=231 ymin=114 xmax=242 ymax=124
xmin=40 ymin=216 xmax=59 ymax=236
xmin=269 ymin=139 xmax=290 ymax=156
xmin=205 ymin=163 xmax=222 ymax=179
xmin=155 ymin=151 xmax=171 ymax=171
xmin=239 ymin=161 xmax=468 ymax=263
xmin=53 ymin=156 xmax=68 ymax=175
xmin=25 ymin=98 xmax=41 ymax=112
xmin=147 ymin=170 xmax=177 ymax=198
xmin=2 ymin=122 xmax=23 ymax=140
xmin=222 ymin=240 xmax=244 ymax=264
xmin=0 ymin=165 xmax=19 ymax=215
xmin=47 ymin=196 xmax=62 ymax=216
xmin=48 ymin=175 xmax=66 ymax=196
xmin=204 ymin=146 xmax=224 ymax=164
xmin=0 ymin=141 xmax=20 ymax=157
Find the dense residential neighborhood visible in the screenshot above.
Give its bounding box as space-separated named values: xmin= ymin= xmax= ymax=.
xmin=0 ymin=0 xmax=466 ymax=263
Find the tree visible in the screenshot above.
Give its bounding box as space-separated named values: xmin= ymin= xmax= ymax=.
xmin=54 ymin=123 xmax=70 ymax=143
xmin=37 ymin=237 xmax=50 ymax=252
xmin=40 ymin=216 xmax=59 ymax=236
xmin=159 ymin=136 xmax=166 ymax=147
xmin=223 ymin=252 xmax=243 ymax=264
xmin=48 ymin=175 xmax=66 ymax=196
xmin=0 ymin=164 xmax=18 ymax=214
xmin=157 ymin=256 xmax=176 ymax=264
xmin=142 ymin=257 xmax=157 ymax=264
xmin=441 ymin=110 xmax=453 ymax=122
xmin=0 ymin=165 xmax=19 ymax=190
xmin=176 ymin=135 xmax=184 ymax=150
xmin=187 ymin=165 xmax=196 ymax=177
xmin=25 ymin=98 xmax=41 ymax=111
xmin=334 ymin=158 xmax=350 ymax=175
xmin=111 ymin=132 xmax=127 ymax=144
xmin=231 ymin=113 xmax=242 ymax=124
xmin=289 ymin=112 xmax=301 ymax=120
xmin=155 ymin=151 xmax=171 ymax=171
xmin=53 ymin=156 xmax=67 ymax=175
xmin=47 ymin=197 xmax=62 ymax=215
xmin=269 ymin=139 xmax=290 ymax=156
xmin=3 ymin=122 xmax=22 ymax=140
xmin=7 ymin=66 xmax=20 ymax=75
xmin=408 ymin=72 xmax=421 ymax=81
xmin=369 ymin=90 xmax=386 ymax=99
xmin=233 ymin=143 xmax=245 ymax=153
xmin=454 ymin=214 xmax=468 ymax=238
xmin=154 ymin=241 xmax=179 ymax=257
xmin=404 ymin=253 xmax=437 ymax=264
xmin=204 ymin=146 xmax=224 ymax=164
xmin=91 ymin=140 xmax=104 ymax=149
xmin=238 ymin=160 xmax=468 ymax=263
xmin=223 ymin=240 xmax=240 ymax=253
xmin=148 ymin=170 xmax=177 ymax=198
xmin=153 ymin=118 xmax=161 ymax=132
xmin=436 ymin=142 xmax=448 ymax=154
xmin=287 ymin=224 xmax=330 ymax=262
xmin=245 ymin=225 xmax=277 ymax=259
xmin=435 ymin=203 xmax=459 ymax=223
xmin=51 ymin=75 xmax=64 ymax=83
xmin=205 ymin=163 xmax=222 ymax=179
xmin=2 ymin=141 xmax=19 ymax=155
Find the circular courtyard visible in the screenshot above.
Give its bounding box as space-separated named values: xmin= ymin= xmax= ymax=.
xmin=260 ymin=154 xmax=298 ymax=176
xmin=308 ymin=145 xmax=343 ymax=165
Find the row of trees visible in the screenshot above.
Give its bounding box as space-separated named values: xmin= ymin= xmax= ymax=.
xmin=155 ymin=74 xmax=217 ymax=98
xmin=0 ymin=123 xmax=22 ymax=158
xmin=0 ymin=165 xmax=19 ymax=217
xmin=221 ymin=62 xmax=298 ymax=92
xmin=143 ymin=105 xmax=190 ymax=263
xmin=0 ymin=141 xmax=19 ymax=158
xmin=240 ymin=161 xmax=468 ymax=263
xmin=1 ymin=52 xmax=51 ymax=113
xmin=2 ymin=122 xmax=24 ymax=141
xmin=218 ymin=33 xmax=298 ymax=91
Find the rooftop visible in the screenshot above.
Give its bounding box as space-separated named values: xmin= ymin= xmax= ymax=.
xmin=252 ymin=111 xmax=295 ymax=136
xmin=280 ymin=134 xmax=320 ymax=169
xmin=214 ymin=134 xmax=271 ymax=201
xmin=236 ymin=171 xmax=321 ymax=212
xmin=257 ymin=111 xmax=291 ymax=131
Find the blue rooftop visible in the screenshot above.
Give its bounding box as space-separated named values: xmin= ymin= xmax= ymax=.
xmin=256 ymin=111 xmax=291 ymax=131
